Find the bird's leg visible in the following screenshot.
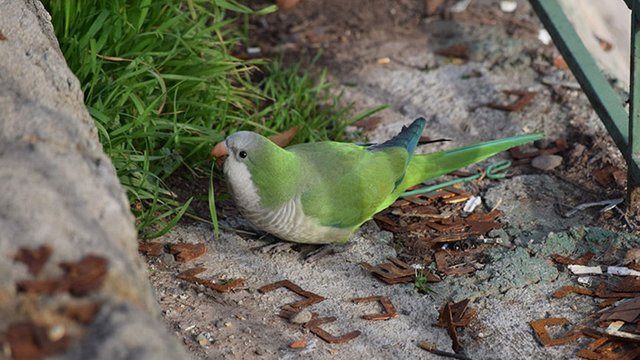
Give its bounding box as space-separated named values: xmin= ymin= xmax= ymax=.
xmin=301 ymin=243 xmax=354 ymax=262
xmin=257 ymin=241 xmax=297 ymax=254
xmin=252 ymin=234 xmax=297 ymax=254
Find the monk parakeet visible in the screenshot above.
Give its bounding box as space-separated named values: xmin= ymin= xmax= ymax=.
xmin=222 ymin=117 xmax=542 ymax=245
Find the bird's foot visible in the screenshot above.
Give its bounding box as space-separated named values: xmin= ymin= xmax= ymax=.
xmin=301 ymin=243 xmax=354 ymax=262
xmin=255 ymin=240 xmax=297 ymax=254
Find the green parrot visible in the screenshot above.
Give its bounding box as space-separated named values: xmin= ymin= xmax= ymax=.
xmin=222 ymin=117 xmax=542 ymax=245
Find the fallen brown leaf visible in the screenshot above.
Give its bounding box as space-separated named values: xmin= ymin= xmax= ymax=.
xmin=530 ymin=318 xmax=582 ymax=346
xmin=594 ymin=34 xmax=613 ymax=51
xmin=553 ymin=55 xmax=568 ymax=69
xmin=425 ymin=0 xmax=446 ymax=16
xmin=488 ymin=90 xmax=536 ymax=112
xmin=353 ymin=116 xmax=383 ymax=131
xmin=435 ymin=44 xmax=468 ymax=60
xmin=599 ymin=297 xmax=640 ymax=323
xmin=16 ymin=255 xmax=108 ymax=296
xmin=277 ymin=0 xmax=300 ymax=11
xmin=178 ymin=267 xmax=245 ymax=293
xmin=4 ymin=321 xmax=71 ymax=359
xmin=434 ymin=299 xmax=477 ymax=328
xmin=14 ymin=245 xmax=52 ymax=275
xmin=550 ymin=252 xmax=594 ymax=266
xmin=61 ymin=303 xmax=101 ymax=324
xmin=270 ymin=126 xmax=299 ymax=148
xmin=16 ymin=279 xmax=67 ymax=295
xmin=138 ymin=242 xmax=164 ymax=257
xmin=592 ymin=166 xmax=620 ymax=188
xmin=552 ymin=285 xmax=594 ymax=298
xmin=60 ymin=255 xmax=109 ymax=296
xmin=623 ymin=248 xmax=640 ymax=265
xmin=170 ymin=243 xmax=207 ymax=262
xmin=613 ymin=276 xmax=640 ymax=293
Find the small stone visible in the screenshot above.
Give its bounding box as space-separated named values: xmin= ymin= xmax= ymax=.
xmin=289 ymin=309 xmax=313 ymax=325
xmin=196 ymin=333 xmax=209 ymax=347
xmin=499 ymin=0 xmax=517 ymax=13
xmin=48 ymin=324 xmax=65 ymax=342
xmin=290 ymin=339 xmax=306 ymax=349
xmin=224 ymin=322 xmax=232 ymax=327
xmin=531 ymin=155 xmax=563 ymax=171
xmin=570 ymin=143 xmax=586 ymax=159
xmin=160 ymin=252 xmax=175 ymax=264
xmin=214 ymin=320 xmax=225 ymax=329
xmin=374 ymin=230 xmax=394 ymax=244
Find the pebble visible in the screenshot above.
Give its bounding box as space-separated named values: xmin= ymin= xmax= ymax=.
xmin=499 ymin=1 xmax=517 ymax=13
xmin=289 ymin=309 xmax=313 ymax=325
xmin=196 ymin=333 xmax=209 ymax=347
xmin=531 ymin=154 xmax=563 ymax=171
xmin=374 ymin=230 xmax=394 ymax=244
xmin=160 ymin=253 xmax=175 ymax=264
xmin=47 ymin=324 xmax=65 ymax=342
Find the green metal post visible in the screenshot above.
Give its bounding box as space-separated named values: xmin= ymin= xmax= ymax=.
xmin=529 ymin=0 xmax=640 ymax=213
xmin=629 ymin=0 xmax=640 ymax=211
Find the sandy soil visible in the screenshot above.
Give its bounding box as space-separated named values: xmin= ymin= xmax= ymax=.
xmin=143 ymin=1 xmax=639 ymax=359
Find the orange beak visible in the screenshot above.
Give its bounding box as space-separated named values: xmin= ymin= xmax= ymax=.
xmin=211 ymin=140 xmax=228 ymax=168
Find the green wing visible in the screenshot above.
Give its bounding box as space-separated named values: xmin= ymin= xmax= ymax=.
xmin=291 ymin=142 xmax=408 ymax=229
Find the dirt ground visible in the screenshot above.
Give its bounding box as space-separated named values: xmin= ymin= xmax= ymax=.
xmin=144 ymin=1 xmax=640 ymax=359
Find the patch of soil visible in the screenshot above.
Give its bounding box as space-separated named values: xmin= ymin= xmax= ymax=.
xmin=151 ymin=0 xmax=639 ymax=358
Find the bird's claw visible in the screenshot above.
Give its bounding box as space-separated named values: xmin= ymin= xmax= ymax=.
xmin=302 ymin=243 xmax=353 ymax=262
xmin=255 ymin=241 xmax=296 ymax=254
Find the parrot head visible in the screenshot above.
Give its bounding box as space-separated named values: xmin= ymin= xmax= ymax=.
xmin=222 ymin=131 xmax=300 ymax=211
xmin=224 ymin=131 xmax=263 ymax=164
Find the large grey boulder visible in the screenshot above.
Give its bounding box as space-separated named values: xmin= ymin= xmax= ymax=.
xmin=0 ymin=1 xmax=188 ymax=358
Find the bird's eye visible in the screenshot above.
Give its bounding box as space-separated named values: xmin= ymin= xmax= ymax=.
xmin=238 ymin=150 xmax=247 ymax=159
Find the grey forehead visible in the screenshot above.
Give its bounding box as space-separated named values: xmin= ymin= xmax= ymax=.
xmin=225 ymin=131 xmax=259 ymax=149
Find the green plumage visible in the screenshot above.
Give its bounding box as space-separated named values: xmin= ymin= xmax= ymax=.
xmin=222 ymin=118 xmax=543 ymax=244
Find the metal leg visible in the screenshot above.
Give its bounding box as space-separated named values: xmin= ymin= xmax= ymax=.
xmin=529 ymin=0 xmax=640 ymax=214
xmin=628 ymin=0 xmax=640 ymax=216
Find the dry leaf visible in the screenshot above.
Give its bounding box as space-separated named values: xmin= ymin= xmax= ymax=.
xmin=353 ymin=116 xmax=383 ymax=131
xmin=269 ymin=126 xmax=299 ymax=148
xmin=594 ymin=34 xmax=613 ymax=52
xmin=277 ymin=0 xmax=300 ymax=10
xmin=170 ymin=243 xmax=207 ymax=262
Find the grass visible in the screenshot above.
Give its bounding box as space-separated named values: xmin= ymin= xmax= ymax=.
xmin=415 ymin=269 xmax=435 ymax=294
xmin=42 ymin=0 xmax=378 ymax=238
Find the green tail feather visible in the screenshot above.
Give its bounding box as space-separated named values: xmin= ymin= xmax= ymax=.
xmin=400 ymin=133 xmax=544 ymax=190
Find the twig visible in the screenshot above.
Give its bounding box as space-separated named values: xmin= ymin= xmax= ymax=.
xmin=562 ymin=198 xmax=623 ymax=218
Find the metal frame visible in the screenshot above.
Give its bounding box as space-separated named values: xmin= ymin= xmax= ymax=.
xmin=529 ymin=0 xmax=640 ymax=211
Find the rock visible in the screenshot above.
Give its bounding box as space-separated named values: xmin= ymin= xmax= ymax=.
xmin=374 ymin=230 xmax=394 ymax=244
xmin=196 ymin=333 xmax=209 ymax=347
xmin=160 ymin=253 xmax=176 ymax=264
xmin=214 ymin=320 xmax=225 ymax=329
xmin=289 ymin=309 xmax=313 ymax=325
xmin=531 ymin=154 xmax=563 ymax=170
xmin=0 ymin=1 xmax=188 ymax=359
